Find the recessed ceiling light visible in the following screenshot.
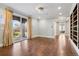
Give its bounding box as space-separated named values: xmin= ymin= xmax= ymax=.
xmin=58 ymin=6 xmax=62 ymax=10
xmin=59 ymin=13 xmax=62 ymax=15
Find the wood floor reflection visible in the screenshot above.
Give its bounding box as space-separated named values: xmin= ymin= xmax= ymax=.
xmin=0 ymin=34 xmax=78 ymax=56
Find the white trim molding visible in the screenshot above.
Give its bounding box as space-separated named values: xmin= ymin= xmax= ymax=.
xmin=38 ymin=35 xmax=54 ymax=39
xmin=69 ymin=38 xmax=79 ymax=55
xmin=32 ymin=35 xmax=54 ymax=39
xmin=32 ymin=35 xmax=40 ymax=38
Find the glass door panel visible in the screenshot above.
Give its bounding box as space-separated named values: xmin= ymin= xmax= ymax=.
xmin=12 ymin=15 xmax=21 ymax=43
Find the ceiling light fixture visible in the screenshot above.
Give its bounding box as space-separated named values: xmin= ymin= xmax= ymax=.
xmin=36 ymin=5 xmax=44 ymax=13
xmin=58 ymin=6 xmax=62 ymax=10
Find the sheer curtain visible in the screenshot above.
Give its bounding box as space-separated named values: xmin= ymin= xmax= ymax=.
xmin=3 ymin=8 xmax=13 ymax=47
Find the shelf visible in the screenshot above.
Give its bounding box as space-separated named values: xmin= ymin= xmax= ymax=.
xmin=73 ymin=14 xmax=77 ymax=19
xmin=73 ymin=34 xmax=77 ymax=37
xmin=73 ymin=9 xmax=77 ymax=15
xmin=73 ymin=37 xmax=77 ymax=42
xmin=73 ymin=40 xmax=77 ymax=46
xmin=73 ymin=31 xmax=77 ymax=35
xmin=73 ymin=28 xmax=77 ymax=31
xmin=73 ymin=25 xmax=77 ymax=27
xmin=73 ymin=30 xmax=77 ymax=32
xmin=73 ymin=20 xmax=77 ymax=24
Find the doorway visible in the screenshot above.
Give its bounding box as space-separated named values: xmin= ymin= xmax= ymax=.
xmin=59 ymin=22 xmax=65 ymax=33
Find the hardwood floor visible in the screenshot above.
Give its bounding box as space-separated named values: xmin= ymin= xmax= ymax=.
xmin=0 ymin=34 xmax=78 ymax=56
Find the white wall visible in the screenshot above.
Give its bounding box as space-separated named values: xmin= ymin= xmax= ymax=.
xmin=39 ymin=19 xmax=55 ymax=37
xmin=0 ymin=8 xmax=4 ymax=47
xmin=56 ymin=22 xmax=60 ymax=35
xmin=65 ymin=17 xmax=70 ymax=36
xmin=32 ymin=19 xmax=56 ymax=38
xmin=32 ymin=19 xmax=39 ymax=36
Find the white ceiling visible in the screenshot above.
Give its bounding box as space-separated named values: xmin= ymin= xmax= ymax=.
xmin=4 ymin=3 xmax=73 ymax=19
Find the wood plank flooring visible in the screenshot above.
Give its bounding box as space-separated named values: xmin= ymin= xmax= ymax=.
xmin=0 ymin=34 xmax=78 ymax=56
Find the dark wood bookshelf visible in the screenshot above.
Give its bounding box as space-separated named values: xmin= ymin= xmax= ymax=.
xmin=70 ymin=4 xmax=79 ymax=48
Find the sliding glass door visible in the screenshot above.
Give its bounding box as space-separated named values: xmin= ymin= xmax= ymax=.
xmin=21 ymin=18 xmax=27 ymax=39
xmin=12 ymin=15 xmax=27 ymax=43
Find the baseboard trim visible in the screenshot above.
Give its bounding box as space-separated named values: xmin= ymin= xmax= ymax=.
xmin=32 ymin=35 xmax=54 ymax=39
xmin=32 ymin=35 xmax=40 ymax=38
xmin=39 ymin=35 xmax=54 ymax=39
xmin=69 ymin=38 xmax=79 ymax=55
xmin=0 ymin=43 xmax=3 ymax=47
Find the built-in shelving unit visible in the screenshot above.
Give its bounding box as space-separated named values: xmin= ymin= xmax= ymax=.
xmin=70 ymin=4 xmax=79 ymax=48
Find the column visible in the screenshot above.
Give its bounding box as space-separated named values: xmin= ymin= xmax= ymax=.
xmin=27 ymin=17 xmax=32 ymax=39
